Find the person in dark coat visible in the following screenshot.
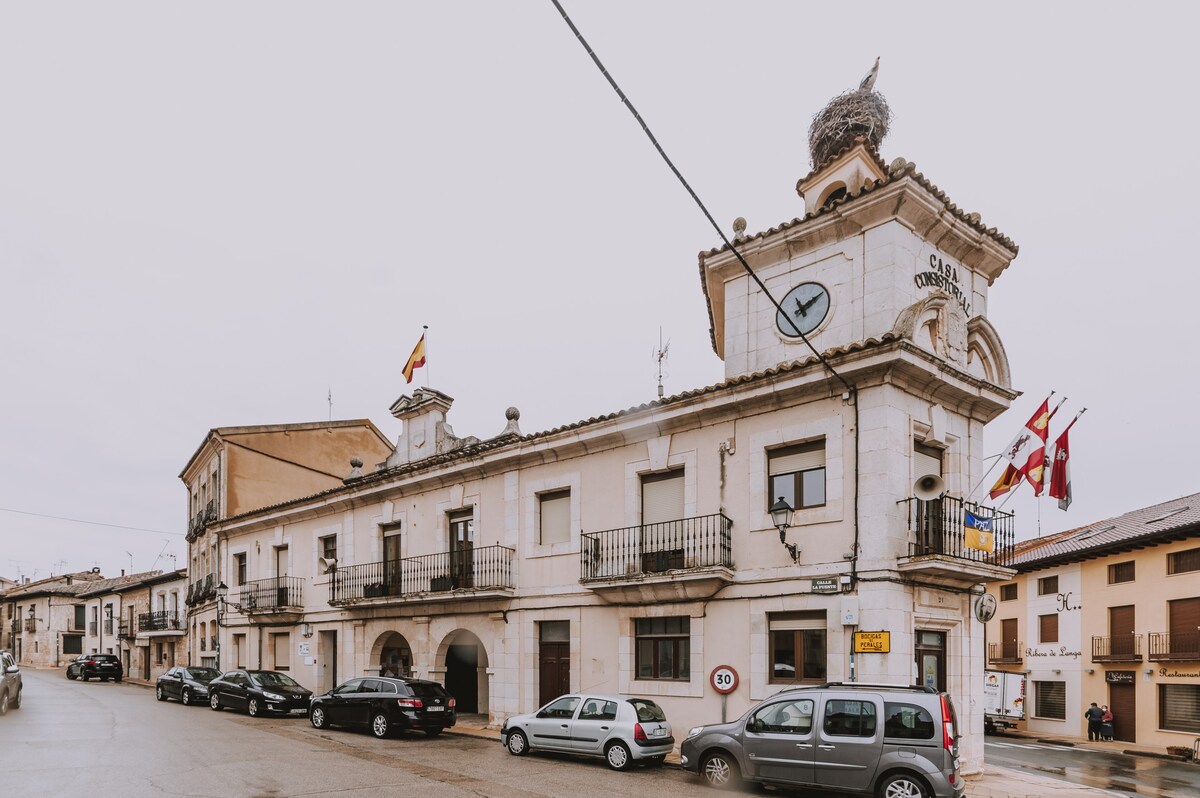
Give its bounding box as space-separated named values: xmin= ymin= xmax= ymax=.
xmin=1084 ymin=702 xmax=1104 ymax=741
xmin=1101 ymin=705 xmax=1114 ymax=741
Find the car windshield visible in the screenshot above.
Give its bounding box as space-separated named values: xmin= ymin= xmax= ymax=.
xmin=628 ymin=699 xmax=666 ymax=722
xmin=250 ymin=671 xmax=301 ymax=688
xmin=187 ymin=667 xmax=219 ymax=681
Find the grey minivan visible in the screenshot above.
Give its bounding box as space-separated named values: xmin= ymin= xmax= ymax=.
xmin=680 ymin=682 xmax=963 ymax=798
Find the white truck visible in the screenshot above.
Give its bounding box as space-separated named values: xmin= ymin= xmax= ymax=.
xmin=982 ymin=669 xmax=1025 ymax=734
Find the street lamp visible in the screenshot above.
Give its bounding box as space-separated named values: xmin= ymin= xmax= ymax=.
xmin=770 ymin=496 xmax=799 ymax=562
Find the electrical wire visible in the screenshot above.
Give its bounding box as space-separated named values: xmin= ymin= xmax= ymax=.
xmin=0 ymin=506 xmax=183 ymax=536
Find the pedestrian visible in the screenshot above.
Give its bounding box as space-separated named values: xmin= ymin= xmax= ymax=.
xmin=1101 ymin=705 xmax=1114 ymax=741
xmin=1084 ymin=702 xmax=1104 ymax=741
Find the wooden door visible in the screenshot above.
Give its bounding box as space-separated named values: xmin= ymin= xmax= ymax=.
xmin=1001 ymin=618 xmax=1019 ymax=661
xmin=1109 ymin=606 xmax=1135 ymax=657
xmin=538 ymin=621 xmax=571 ymax=706
xmin=1168 ymin=597 xmax=1200 ymax=657
xmin=1108 ymin=682 xmax=1135 ymax=742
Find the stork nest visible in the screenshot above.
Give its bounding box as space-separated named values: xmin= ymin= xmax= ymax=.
xmin=808 ymin=89 xmax=893 ymax=168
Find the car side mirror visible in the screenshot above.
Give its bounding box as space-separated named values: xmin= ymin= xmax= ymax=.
xmin=747 ymin=719 xmax=763 ymax=733
xmin=536 ymin=710 xmax=551 ymax=719
xmin=5 ymin=665 xmax=18 ymax=674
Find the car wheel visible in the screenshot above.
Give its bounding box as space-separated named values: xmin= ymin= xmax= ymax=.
xmin=424 ymin=727 xmax=442 ymax=737
xmin=702 ymin=752 xmax=741 ymax=790
xmin=505 ymin=729 xmax=529 ymax=756
xmin=878 ymin=773 xmax=930 ymax=798
xmin=605 ymin=741 xmax=632 ymax=771
xmin=310 ymin=706 xmax=327 ymax=729
xmin=370 ymin=712 xmax=389 ymax=739
xmin=247 ymin=698 xmax=261 ymax=717
xmin=181 ymin=689 xmax=192 ymax=706
xmin=156 ymin=686 xmax=166 ymax=701
xmin=67 ymin=670 xmax=76 ymax=680
xmin=0 ymin=690 xmax=8 ymax=716
xmin=209 ymin=694 xmax=222 ymax=711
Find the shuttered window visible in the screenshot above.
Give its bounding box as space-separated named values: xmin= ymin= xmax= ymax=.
xmin=273 ymin=633 xmax=290 ymax=671
xmin=642 ymin=470 xmax=684 ymax=525
xmin=1167 ymin=547 xmax=1200 ymax=575
xmin=1034 ymin=681 xmax=1066 ymax=720
xmin=539 ymin=490 xmax=571 ymax=545
xmin=1000 ymin=583 xmax=1017 ymax=601
xmin=1107 ymin=561 xmax=1135 ymax=584
xmin=1038 ymin=575 xmax=1059 ymax=595
xmin=1039 ymin=614 xmax=1059 ymax=644
xmin=1160 ymin=684 xmax=1200 ymax=733
xmin=913 ymin=442 xmax=943 ymax=479
xmin=768 ymin=440 xmax=826 ymax=510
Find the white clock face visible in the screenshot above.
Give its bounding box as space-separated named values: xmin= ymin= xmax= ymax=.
xmin=777 ymin=282 xmax=830 ymax=337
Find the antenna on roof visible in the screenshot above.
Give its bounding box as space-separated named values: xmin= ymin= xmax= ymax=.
xmin=654 ymin=327 xmax=671 ymax=399
xmin=328 ymin=387 xmax=333 ymax=421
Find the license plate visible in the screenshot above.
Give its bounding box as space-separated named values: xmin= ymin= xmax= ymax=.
xmin=290 ymin=708 xmax=307 ymax=715
xmin=426 ymin=706 xmax=444 ymax=712
xmin=651 ymin=728 xmax=668 ymax=738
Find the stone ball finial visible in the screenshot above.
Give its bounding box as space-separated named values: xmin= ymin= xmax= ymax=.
xmin=344 ymin=457 xmax=365 ymax=484
xmin=505 ymin=407 xmax=520 ymax=421
xmin=501 ymin=406 xmax=522 ymax=438
xmin=732 ymin=217 xmax=747 ymax=237
xmin=350 ymin=457 xmax=363 ymax=468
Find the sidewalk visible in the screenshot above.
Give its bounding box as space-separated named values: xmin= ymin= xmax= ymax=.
xmin=445 ymin=717 xmax=1132 ymax=798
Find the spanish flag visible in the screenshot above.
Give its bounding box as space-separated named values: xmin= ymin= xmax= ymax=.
xmin=402 ymin=335 xmax=426 ymax=384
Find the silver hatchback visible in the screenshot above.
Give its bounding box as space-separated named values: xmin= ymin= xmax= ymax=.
xmin=501 ymin=693 xmax=673 ymax=771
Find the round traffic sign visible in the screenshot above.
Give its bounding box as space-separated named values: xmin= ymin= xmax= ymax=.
xmin=710 ymin=665 xmax=739 ymax=694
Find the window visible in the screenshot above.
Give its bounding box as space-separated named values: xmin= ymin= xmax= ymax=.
xmin=319 ymin=535 xmax=337 ymax=562
xmin=1107 ymin=561 xmax=1135 ymax=584
xmin=538 ymin=696 xmax=579 ymax=718
xmin=769 ymin=612 xmax=827 ymax=683
xmin=1037 ymin=575 xmax=1059 ymax=595
xmin=884 ymin=702 xmax=936 ymax=739
xmin=913 ymin=441 xmax=943 ymax=479
xmin=750 ymin=699 xmax=814 ymax=734
xmin=768 ymin=441 xmax=826 ymax=510
xmin=539 ymin=490 xmax=571 ymax=546
xmin=273 ymin=633 xmax=290 ymax=671
xmin=823 ymin=699 xmax=877 ymax=737
xmin=63 ymin=635 xmax=82 ymax=655
xmin=234 ymin=553 xmax=247 ymax=586
xmin=1167 ymin=547 xmax=1200 ymax=575
xmin=634 ymin=617 xmax=690 ymax=680
xmin=579 ymin=699 xmax=618 ymax=721
xmin=1160 ymin=684 xmax=1200 ymax=733
xmin=1000 ymin=583 xmax=1017 ymax=601
xmin=1039 ymin=613 xmax=1059 ymax=644
xmin=74 ymin=605 xmax=85 ymax=631
xmin=642 ymin=470 xmax=684 ymax=524
xmin=1033 ymin=681 xmax=1066 ymax=720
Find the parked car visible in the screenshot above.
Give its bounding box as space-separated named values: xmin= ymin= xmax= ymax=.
xmin=501 ymin=694 xmax=673 ymax=771
xmin=65 ymin=653 xmax=123 ymax=682
xmin=309 ymin=676 xmax=457 ymax=739
xmin=0 ymin=651 xmax=21 ymax=715
xmin=680 ymin=682 xmax=963 ymax=797
xmin=156 ymin=666 xmax=220 ymax=706
xmin=207 ymin=669 xmax=312 ymax=717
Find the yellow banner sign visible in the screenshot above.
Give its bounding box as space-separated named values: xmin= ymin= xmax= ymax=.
xmin=853 ymin=631 xmax=891 ymax=653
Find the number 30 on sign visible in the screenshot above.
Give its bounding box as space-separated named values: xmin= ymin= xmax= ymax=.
xmin=710 ymin=665 xmax=739 ymax=694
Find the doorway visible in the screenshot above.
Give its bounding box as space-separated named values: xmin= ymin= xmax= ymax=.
xmin=441 ymin=629 xmax=487 ymax=714
xmin=1108 ymin=681 xmax=1136 ymax=742
xmin=539 ymin=621 xmax=571 ymax=705
xmin=449 ymin=511 xmax=474 ymax=589
xmin=318 ymin=630 xmax=338 ymax=693
xmin=914 ymin=630 xmax=946 ymax=692
xmin=376 ymin=631 xmax=412 ymax=678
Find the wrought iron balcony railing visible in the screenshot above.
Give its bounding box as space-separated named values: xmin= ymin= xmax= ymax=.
xmin=118 ymin=621 xmax=134 ymax=639
xmin=234 ymin=576 xmax=304 ymax=611
xmin=1092 ymin=634 xmax=1143 ymax=662
xmin=23 ymin=618 xmax=37 ymax=633
xmin=580 ymin=513 xmax=733 ymax=581
xmin=139 ymin=611 xmax=183 ymax=632
xmin=329 ymin=545 xmax=515 ymax=605
xmin=1149 ymin=632 xmax=1200 ymax=662
xmin=203 ymin=574 xmax=214 ymax=598
xmin=906 ymin=496 xmax=1015 ymax=566
xmin=987 ymin=641 xmax=1022 ymax=664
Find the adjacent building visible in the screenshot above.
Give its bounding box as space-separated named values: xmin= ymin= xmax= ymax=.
xmin=192 ymin=88 xmax=1026 ymax=774
xmin=985 ymin=492 xmax=1200 ymax=748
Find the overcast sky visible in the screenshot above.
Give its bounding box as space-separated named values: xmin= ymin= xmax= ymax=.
xmin=2 ymin=2 xmax=1197 ymax=582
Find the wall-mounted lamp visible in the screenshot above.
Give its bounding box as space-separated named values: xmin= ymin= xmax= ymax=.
xmin=770 ymin=497 xmax=799 ymax=563
xmin=27 ymin=606 xmax=35 ymax=618
xmin=1052 ymin=669 xmax=1062 ymax=675
xmin=301 ymin=623 xmax=314 ymax=638
xmin=1144 ymin=668 xmax=1154 ymax=675
xmin=1086 ymin=668 xmax=1095 ymax=675
xmin=215 ymin=582 xmax=246 ymax=615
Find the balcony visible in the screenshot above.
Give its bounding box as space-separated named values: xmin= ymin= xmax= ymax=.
xmin=118 ymin=621 xmax=134 ymax=639
xmin=205 ymin=500 xmax=216 ymax=522
xmin=23 ymin=618 xmax=36 ymax=633
xmin=1092 ymin=634 xmax=1143 ymax=663
xmin=88 ymin=621 xmax=98 ymax=636
xmin=330 ymin=546 xmax=515 ymax=606
xmin=234 ymin=576 xmax=305 ymax=614
xmin=988 ymin=642 xmax=1023 ymax=665
xmin=580 ymin=513 xmax=734 ymax=603
xmin=210 ymin=634 xmax=217 ymax=651
xmin=103 ymin=619 xmax=113 ymax=635
xmin=138 ymin=611 xmax=185 ymax=635
xmin=1149 ymin=632 xmax=1200 ymax=662
xmin=898 ymin=496 xmax=1016 ymax=587
xmin=204 ymin=574 xmax=215 ymax=598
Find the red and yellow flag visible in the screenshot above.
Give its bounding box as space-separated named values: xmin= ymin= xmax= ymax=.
xmin=402 ymin=335 xmax=426 ymax=384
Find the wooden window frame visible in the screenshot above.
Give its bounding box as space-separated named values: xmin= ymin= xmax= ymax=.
xmin=1107 ymin=561 xmax=1135 ymax=584
xmin=634 ymin=617 xmax=690 ymax=681
xmin=1037 ymin=575 xmax=1059 ymax=596
xmin=1000 ymin=583 xmax=1018 ymax=601
xmin=767 ymin=440 xmax=827 ymax=511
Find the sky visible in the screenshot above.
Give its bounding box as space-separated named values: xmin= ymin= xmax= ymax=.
xmin=2 ymin=1 xmax=1198 ymax=582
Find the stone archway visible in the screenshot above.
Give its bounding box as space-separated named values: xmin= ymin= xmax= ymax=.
xmin=437 ymin=629 xmax=489 ymax=714
xmin=369 ymin=631 xmax=414 ymax=678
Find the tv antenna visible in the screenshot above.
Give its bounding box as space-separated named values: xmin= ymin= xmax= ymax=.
xmin=653 ymin=327 xmax=671 ymax=399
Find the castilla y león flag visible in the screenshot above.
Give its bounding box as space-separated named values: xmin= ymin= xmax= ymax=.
xmin=402 ymin=335 xmax=426 ymax=384
xmin=1049 ymin=411 xmax=1084 ymax=511
xmin=989 ymin=397 xmax=1058 ymax=499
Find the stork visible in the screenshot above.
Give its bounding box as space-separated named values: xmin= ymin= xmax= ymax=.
xmin=859 ymin=57 xmax=880 ymax=92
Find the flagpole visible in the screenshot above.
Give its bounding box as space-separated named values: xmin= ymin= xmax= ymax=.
xmin=423 ymin=324 xmax=430 ymax=388
xmin=966 ymin=391 xmax=1055 ymax=501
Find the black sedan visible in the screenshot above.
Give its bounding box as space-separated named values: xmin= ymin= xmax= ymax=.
xmin=66 ymin=653 xmax=123 ymax=682
xmin=156 ymin=666 xmax=219 ymax=706
xmin=310 ymin=676 xmax=456 ymax=738
xmin=207 ymin=669 xmax=312 ymax=717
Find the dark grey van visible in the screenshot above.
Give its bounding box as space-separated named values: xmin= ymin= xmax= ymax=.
xmin=680 ymin=682 xmax=962 ymax=797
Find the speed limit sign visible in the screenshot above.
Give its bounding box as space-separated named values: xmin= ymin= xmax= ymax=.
xmin=710 ymin=665 xmax=739 ymax=694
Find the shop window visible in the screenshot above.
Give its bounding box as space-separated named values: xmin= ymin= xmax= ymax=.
xmin=1033 ymin=681 xmax=1066 ymax=720
xmin=634 ymin=617 xmax=690 ymax=680
xmin=1159 ymin=684 xmax=1200 ymax=733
